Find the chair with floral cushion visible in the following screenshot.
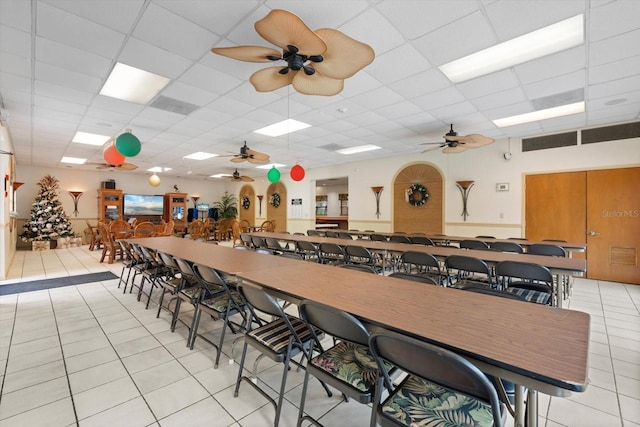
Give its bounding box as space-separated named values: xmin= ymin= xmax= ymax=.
xmin=369 ymin=328 xmax=507 ymax=427
xmin=86 ymin=220 xmax=102 ymax=251
xmin=233 ymin=283 xmax=330 ymax=427
xmin=297 ymin=299 xmax=390 ymax=427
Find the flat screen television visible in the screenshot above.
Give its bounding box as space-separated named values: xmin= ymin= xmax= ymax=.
xmin=123 ymin=194 xmax=164 ymax=216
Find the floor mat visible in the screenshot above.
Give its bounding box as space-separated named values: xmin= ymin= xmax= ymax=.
xmin=0 ymin=271 xmax=118 ymax=296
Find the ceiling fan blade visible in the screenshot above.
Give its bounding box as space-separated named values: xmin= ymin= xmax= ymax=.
xmin=240 ymin=175 xmax=255 ymax=182
xmin=95 ymin=162 xmax=138 ymax=170
xmin=456 ymin=134 xmax=496 ymax=148
xmin=443 ymin=145 xmax=467 ymax=154
xmin=230 ymin=157 xmax=245 ymax=163
xmin=246 ymin=148 xmax=269 ymax=160
xmin=255 ymin=9 xmax=326 ymax=55
xmin=211 ymin=46 xmax=281 ymax=62
xmin=292 ymin=71 xmax=343 ymax=96
xmin=312 ymin=28 xmax=375 ymax=79
xmin=248 ymin=156 xmax=269 ymax=164
xmin=421 ymin=145 xmax=443 ymax=153
xmin=249 ymin=67 xmax=295 ymax=92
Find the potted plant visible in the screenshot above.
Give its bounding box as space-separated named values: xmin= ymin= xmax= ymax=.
xmin=213 ymin=191 xmax=238 ymax=219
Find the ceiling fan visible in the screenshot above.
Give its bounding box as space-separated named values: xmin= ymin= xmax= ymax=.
xmin=420 ymin=124 xmax=495 ymax=154
xmin=222 ymin=141 xmax=270 ymax=164
xmin=88 ymin=162 xmax=138 ymax=170
xmin=212 ymin=9 xmax=374 ymax=96
xmin=228 ymin=169 xmax=255 ymax=182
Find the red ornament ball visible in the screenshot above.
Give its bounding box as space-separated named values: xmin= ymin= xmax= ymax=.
xmin=103 ymin=143 xmax=125 ymax=166
xmin=290 ymin=164 xmax=305 ymax=181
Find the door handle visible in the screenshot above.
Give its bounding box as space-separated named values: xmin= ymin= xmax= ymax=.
xmin=588 ymin=230 xmax=599 ymax=236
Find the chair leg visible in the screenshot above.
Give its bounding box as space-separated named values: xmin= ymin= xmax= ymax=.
xmin=171 ymin=298 xmax=183 ymax=332
xmin=234 ymin=342 xmax=250 ymax=398
xmin=187 ymin=306 xmax=202 ymax=349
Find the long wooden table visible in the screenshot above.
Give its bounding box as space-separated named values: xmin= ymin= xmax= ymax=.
xmin=249 ymin=232 xmax=587 ymax=276
xmin=132 ymin=237 xmax=590 ymax=427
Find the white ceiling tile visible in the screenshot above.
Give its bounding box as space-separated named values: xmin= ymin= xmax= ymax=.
xmin=162 ymin=81 xmax=217 ymax=107
xmin=91 ymin=95 xmax=146 ymax=116
xmin=42 ymin=0 xmax=146 ymax=33
xmin=35 ymin=37 xmax=113 ymax=78
xmin=34 ymin=95 xmax=87 ymax=115
xmin=34 ymin=80 xmax=94 ymax=105
xmin=457 ymin=70 xmax=519 ymax=99
xmin=0 ymin=25 xmax=31 ymax=57
xmin=590 ymin=0 xmax=640 ymax=41
xmin=374 ymin=101 xmax=423 ymax=120
xmin=0 ymin=0 xmax=31 ymax=31
xmin=388 ymin=68 xmax=452 ymax=100
xmin=0 ymin=51 xmax=30 ymax=77
xmin=523 ymin=70 xmax=585 ymax=100
xmin=589 ymin=55 xmax=640 ymax=85
xmin=589 ymin=75 xmax=640 ymax=100
xmin=37 ymin=2 xmax=126 ymax=57
xmin=35 ymin=61 xmax=102 ymax=93
xmin=154 ymin=1 xmax=260 ymax=36
xmin=514 ymin=47 xmax=585 ymax=85
xmin=180 ymin=63 xmax=244 ymax=94
xmin=471 ymin=87 xmax=527 ymax=111
xmin=118 ymin=37 xmax=194 ymax=79
xmin=349 ymin=86 xmax=405 ymax=111
xmin=589 ymin=29 xmax=640 ymax=66
xmin=132 ymin=3 xmax=218 ymax=61
xmin=429 ymin=102 xmax=479 ymax=123
xmin=412 ymin=87 xmax=466 ymax=111
xmin=366 ymin=43 xmax=432 ymax=84
xmin=338 ymin=8 xmax=405 ymax=56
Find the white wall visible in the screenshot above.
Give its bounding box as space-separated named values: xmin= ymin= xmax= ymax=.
xmin=4 ymin=132 xmax=639 ymax=278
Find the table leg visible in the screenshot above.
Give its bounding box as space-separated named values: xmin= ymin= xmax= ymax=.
xmin=527 ymin=389 xmax=538 ymax=426
xmin=515 ymin=385 xmax=526 ymax=427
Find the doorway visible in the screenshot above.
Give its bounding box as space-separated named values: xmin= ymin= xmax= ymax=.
xmin=525 ymin=167 xmax=640 ymax=284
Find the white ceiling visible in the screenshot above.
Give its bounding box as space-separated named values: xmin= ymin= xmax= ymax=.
xmin=1 ymin=0 xmax=639 ymax=180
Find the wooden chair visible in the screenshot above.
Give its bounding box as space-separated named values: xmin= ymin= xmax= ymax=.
xmin=259 ymin=220 xmax=275 ymax=232
xmin=109 ymin=219 xmax=132 ymax=239
xmin=86 ymin=220 xmax=102 ymax=251
xmin=133 ymin=221 xmax=156 ymax=238
xmin=160 ymin=219 xmax=175 ymax=236
xmin=240 ymin=219 xmax=251 ymax=232
xmin=230 ymin=219 xmax=242 ymax=246
xmin=97 ymin=222 xmax=123 ymax=264
xmin=185 ymin=220 xmax=206 ymax=241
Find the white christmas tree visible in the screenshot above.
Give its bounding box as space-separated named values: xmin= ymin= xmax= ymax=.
xmin=20 ymin=175 xmax=74 ymax=242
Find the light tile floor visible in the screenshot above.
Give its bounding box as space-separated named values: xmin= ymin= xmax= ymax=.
xmin=0 ymin=246 xmax=638 ymax=427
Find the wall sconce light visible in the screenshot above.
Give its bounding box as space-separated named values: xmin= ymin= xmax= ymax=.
xmin=257 ymin=195 xmax=264 ymax=216
xmin=455 ymin=181 xmax=475 ymax=221
xmin=371 ymin=186 xmax=383 ymax=219
xmin=68 ymin=191 xmax=83 ymax=217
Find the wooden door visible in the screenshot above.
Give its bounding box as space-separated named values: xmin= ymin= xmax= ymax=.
xmin=266 ymin=182 xmax=287 ymax=232
xmin=586 ymin=167 xmax=640 ymax=284
xmin=525 ymin=172 xmax=586 ymax=249
xmin=393 ymin=163 xmax=443 ymax=233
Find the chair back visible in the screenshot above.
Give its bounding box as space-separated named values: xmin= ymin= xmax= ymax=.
xmin=388 ymin=272 xmax=438 ymax=285
xmin=251 ymin=235 xmax=267 ymax=249
xmin=109 ymin=219 xmax=131 ymax=234
xmin=369 ymin=329 xmax=504 ymax=426
xmin=307 ymin=229 xmax=320 ymax=236
xmin=157 ymin=251 xmax=179 ymax=271
xmin=265 ymin=237 xmax=285 ymax=251
xmin=369 ymin=233 xmax=387 ymax=242
xmin=400 ymin=251 xmax=439 ymax=271
xmin=325 ymin=230 xmax=338 ymax=238
xmin=230 ymin=219 xmax=241 ymax=245
xmin=162 ymin=219 xmax=175 ymax=236
xmin=299 ymin=300 xmax=370 ymax=346
xmin=496 ymin=261 xmax=553 ymax=283
xmin=187 ymin=220 xmax=206 ymax=240
xmin=192 ymin=263 xmax=234 ymax=296
xmin=174 ymin=256 xmax=196 ymax=279
xmin=337 ymin=231 xmax=353 ymax=239
xmin=495 ymin=261 xmax=554 ymax=305
xmin=460 ymin=239 xmax=490 ymax=249
xmin=240 ymin=219 xmax=251 ymax=232
xmin=259 ymin=220 xmax=275 ymax=232
xmin=296 ymin=240 xmax=318 ymax=261
xmin=445 ymin=255 xmax=494 ymax=287
xmin=339 ymin=264 xmax=378 ymax=274
xmin=528 ymin=243 xmax=566 ymax=257
xmin=318 ymin=242 xmax=345 ymax=264
xmin=389 ymin=234 xmax=411 ymax=244
xmin=490 ymin=241 xmax=523 ymax=253
xmin=344 ymin=245 xmax=375 ymax=265
xmin=410 ymin=235 xmax=434 ymax=245
xmin=238 ymin=283 xmax=285 ymax=319
xmin=134 ymin=221 xmax=156 ymax=238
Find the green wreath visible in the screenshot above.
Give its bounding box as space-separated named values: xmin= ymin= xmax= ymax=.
xmin=407 ymin=183 xmax=429 ymax=206
xmin=241 ymin=195 xmax=250 ymax=210
xmin=270 ymin=192 xmax=281 ymax=208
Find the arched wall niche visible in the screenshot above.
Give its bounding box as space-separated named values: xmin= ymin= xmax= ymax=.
xmin=393 ymin=162 xmax=444 ymax=234
xmin=238 ymin=184 xmax=255 ymax=226
xmin=266 ymin=181 xmax=287 ymax=232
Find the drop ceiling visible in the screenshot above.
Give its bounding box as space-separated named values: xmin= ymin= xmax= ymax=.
xmin=1 ymin=0 xmax=639 ymax=179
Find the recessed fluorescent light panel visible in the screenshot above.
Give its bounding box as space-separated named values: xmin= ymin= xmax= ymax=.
xmin=254 ymin=119 xmax=311 ymax=137
xmin=100 ymin=62 xmax=170 ymax=104
xmin=72 ymin=131 xmax=111 ymax=146
xmin=493 ymin=101 xmax=585 ymax=127
xmin=147 ymin=167 xmax=172 ymax=173
xmin=210 ymin=173 xmax=231 ymax=178
xmin=439 ymin=14 xmax=584 ymax=83
xmin=255 ymin=163 xmax=286 ymax=169
xmin=184 ymin=152 xmax=217 ymax=160
xmin=336 ymin=144 xmax=381 ymax=155
xmin=60 ymin=157 xmax=87 ymax=164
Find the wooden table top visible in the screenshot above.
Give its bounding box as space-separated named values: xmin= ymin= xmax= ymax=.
xmin=250 ymin=232 xmax=586 ymax=275
xmin=133 ymin=236 xmax=589 ymax=397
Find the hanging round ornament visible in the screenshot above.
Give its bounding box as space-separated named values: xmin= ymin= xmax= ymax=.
xmin=103 ymin=143 xmax=125 ymax=166
xmin=267 ymin=166 xmax=280 ymax=183
xmin=148 ymin=173 xmax=161 ymax=187
xmin=289 ymin=164 xmax=305 ymax=182
xmin=115 ymin=130 xmax=141 ymax=157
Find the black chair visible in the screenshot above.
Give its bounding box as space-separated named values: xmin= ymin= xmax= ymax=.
xmin=254 ymin=248 xmax=274 ymax=255
xmin=280 ymin=251 xmax=303 ymax=260
xmin=136 ymin=245 xmax=172 ymax=309
xmin=389 ymin=234 xmax=411 ymax=244
xmin=336 ymin=231 xmax=353 ymax=239
xmin=369 ymin=329 xmax=507 ymax=427
xmin=476 ymin=235 xmax=496 ymax=239
xmin=388 ymin=272 xmax=438 ymax=285
xmin=409 ymin=235 xmax=434 ymax=245
xmin=233 ymin=284 xmax=330 ymax=427
xmin=239 ymin=233 xmax=253 ymax=247
xmin=339 ymin=263 xmax=378 ymax=274
xmin=325 ymin=230 xmax=338 ymax=238
xmin=155 ymin=251 xmax=194 ymax=319
xmin=297 ymin=300 xmax=382 ymax=426
xmin=445 ymin=255 xmax=495 ymax=288
xmin=296 ymin=240 xmax=319 ymax=262
xmin=496 ymin=261 xmax=554 ymax=306
xmin=369 ymin=233 xmax=387 ymax=242
xmin=250 ymin=235 xmax=267 ymax=250
xmin=190 ymin=264 xmax=247 ymax=367
xmin=460 ymin=239 xmax=490 ymax=250
xmin=116 ymin=240 xmax=140 ymax=291
xmin=307 ymin=229 xmax=320 ymax=236
xmin=528 ymin=243 xmax=566 ymax=257
xmin=344 ymin=245 xmax=382 ymax=273
xmin=265 ymin=236 xmax=290 ymax=254
xmin=398 ymin=250 xmax=444 ymax=285
xmin=490 ymin=241 xmax=524 ymax=253
xmin=318 ymin=242 xmax=346 ymax=265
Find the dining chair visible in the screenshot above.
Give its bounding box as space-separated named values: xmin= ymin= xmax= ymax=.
xmin=387 ymin=272 xmax=438 ymax=285
xmin=389 ymin=234 xmax=411 ymax=244
xmin=409 ymin=235 xmax=434 ymax=245
xmin=398 ymin=251 xmax=444 ymax=285
xmin=307 ymin=229 xmax=320 ymax=236
xmin=344 ymin=245 xmax=382 ymax=273
xmin=97 ymin=222 xmax=123 ymax=264
xmin=190 ymin=264 xmax=248 ymax=366
xmin=86 ymin=220 xmax=102 ymax=250
xmin=495 ymin=261 xmax=554 ymax=306
xmin=369 ymin=329 xmax=507 ymax=427
xmin=336 ymin=231 xmax=353 ymax=239
xmin=155 ymin=251 xmax=194 ymax=318
xmin=445 ymin=255 xmax=495 ymax=288
xmin=296 ymin=240 xmax=319 ymax=262
xmin=116 ymin=240 xmax=139 ymax=291
xmin=338 ymin=263 xmax=378 ymax=274
xmin=251 ymin=235 xmax=268 ymax=250
xmin=369 ymin=233 xmax=387 ymax=242
xmin=527 ymin=243 xmax=570 ymax=299
xmin=318 ymin=242 xmax=346 ymax=265
xmin=490 ymin=241 xmax=524 ymax=253
xmin=234 ymin=283 xmax=329 ymax=427
xmin=297 ymin=300 xmax=382 ymax=427
xmin=460 ymin=239 xmax=490 ymax=250
xmin=133 ymin=221 xmax=156 ymax=238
